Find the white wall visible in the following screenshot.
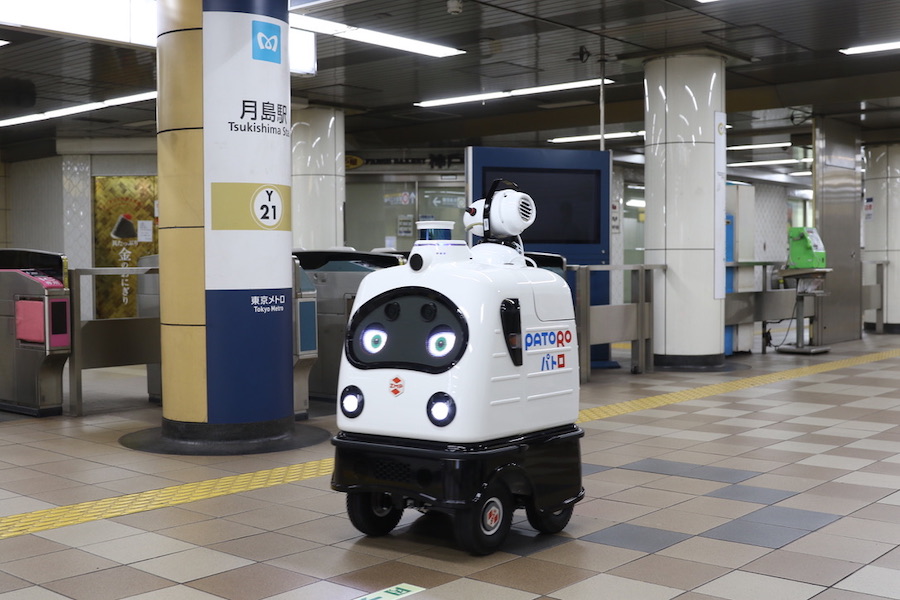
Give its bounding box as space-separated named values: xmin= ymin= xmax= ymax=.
xmin=8 ymin=156 xmax=65 ymax=252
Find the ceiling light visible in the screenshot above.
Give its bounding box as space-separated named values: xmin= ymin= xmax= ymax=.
xmin=290 ymin=14 xmax=464 ymax=58
xmin=790 ymin=171 xmax=813 ymax=176
xmin=840 ymin=40 xmax=900 ymax=55
xmin=548 ymin=130 xmax=643 ymax=144
xmin=626 ymin=199 xmax=646 ymax=208
xmin=0 ymin=91 xmax=157 ymax=128
xmin=727 ymin=158 xmax=808 ymax=167
xmin=416 ymin=77 xmax=614 ymax=108
xmin=727 ymin=142 xmax=791 ymax=151
xmin=0 ymin=40 xmax=9 ymax=48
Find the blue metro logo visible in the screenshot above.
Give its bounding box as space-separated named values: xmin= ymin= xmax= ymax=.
xmin=252 ymin=20 xmax=281 ymax=64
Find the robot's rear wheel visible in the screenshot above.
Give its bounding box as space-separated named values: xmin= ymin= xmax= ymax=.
xmin=454 ymin=481 xmax=513 ymax=555
xmin=346 ymin=492 xmax=403 ymax=536
xmin=525 ymin=504 xmax=573 ymax=533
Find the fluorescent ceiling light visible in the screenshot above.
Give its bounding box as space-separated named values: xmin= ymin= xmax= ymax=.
xmin=625 ymin=199 xmax=646 ymax=208
xmin=840 ymin=40 xmax=900 ymax=55
xmin=417 ymin=77 xmax=613 ymax=108
xmin=790 ymin=170 xmax=813 ymax=176
xmin=289 ymin=14 xmax=464 ymax=58
xmin=727 ymin=142 xmax=791 ymax=151
xmin=727 ymin=158 xmax=812 ymax=167
xmin=548 ymin=130 xmax=643 ymax=144
xmin=0 ymin=91 xmax=157 ymax=128
xmin=0 ymin=40 xmax=9 ymax=48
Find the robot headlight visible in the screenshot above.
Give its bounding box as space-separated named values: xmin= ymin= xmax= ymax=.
xmin=360 ymin=324 xmax=388 ymax=354
xmin=427 ymin=392 xmax=456 ymax=427
xmin=340 ymin=385 xmax=364 ymax=418
xmin=427 ymin=327 xmax=456 ymax=358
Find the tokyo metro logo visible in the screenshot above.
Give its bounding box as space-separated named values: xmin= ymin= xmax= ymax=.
xmin=252 ymin=20 xmax=281 ymax=64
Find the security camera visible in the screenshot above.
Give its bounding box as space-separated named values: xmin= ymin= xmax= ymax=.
xmin=447 ymin=0 xmax=463 ymax=15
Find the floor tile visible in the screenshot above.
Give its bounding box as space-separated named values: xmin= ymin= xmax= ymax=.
xmin=705 ymin=484 xmax=796 ymax=504
xmin=266 ymin=545 xmax=387 ymax=579
xmin=742 ymin=549 xmax=863 ymax=586
xmin=81 ymin=532 xmax=195 ymax=564
xmin=580 ymin=523 xmax=691 ymax=553
xmin=607 ymin=554 xmax=729 ymax=590
xmin=528 ymin=540 xmax=644 ymax=572
xmin=692 ymin=570 xmax=824 ymax=600
xmin=700 ymin=519 xmax=809 ymax=549
xmin=415 ymin=577 xmax=538 ymax=600
xmin=208 ymin=531 xmax=319 ymax=561
xmin=550 ymin=573 xmax=682 ymax=600
xmin=834 ymin=565 xmax=900 ymax=599
xmin=468 ymin=556 xmax=594 ymax=595
xmin=265 ymin=580 xmax=366 ymax=600
xmin=42 ymin=565 xmax=173 ymax=600
xmin=186 ymin=563 xmax=316 ymax=600
xmin=34 ymin=521 xmax=145 ymax=548
xmin=0 ymin=549 xmax=120 ymax=584
xmin=131 ymin=547 xmax=253 ymax=583
xmin=740 ymin=505 xmax=840 ymax=531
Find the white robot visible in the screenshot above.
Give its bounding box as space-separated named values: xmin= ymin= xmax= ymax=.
xmin=331 ymin=179 xmax=584 ymax=555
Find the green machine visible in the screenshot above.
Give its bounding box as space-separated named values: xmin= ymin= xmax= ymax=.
xmin=787 ymin=227 xmax=826 ymax=269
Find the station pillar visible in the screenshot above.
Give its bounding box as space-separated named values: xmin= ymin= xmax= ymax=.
xmin=643 ymin=53 xmax=727 ymax=368
xmin=142 ymin=0 xmax=302 ymax=453
xmin=291 ymin=107 xmax=346 ymax=250
xmin=863 ymin=144 xmax=900 ymax=332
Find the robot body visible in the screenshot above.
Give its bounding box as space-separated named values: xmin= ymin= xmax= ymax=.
xmin=331 ymin=185 xmax=584 ymax=554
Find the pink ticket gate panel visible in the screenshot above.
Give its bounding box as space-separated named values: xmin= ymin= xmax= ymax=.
xmin=0 ymin=249 xmax=70 ymax=416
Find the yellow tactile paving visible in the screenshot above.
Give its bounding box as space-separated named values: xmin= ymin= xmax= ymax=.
xmin=0 ymin=458 xmax=334 ymax=540
xmin=576 ymin=348 xmax=900 ymax=423
xmin=2 ymin=348 xmax=900 ymax=540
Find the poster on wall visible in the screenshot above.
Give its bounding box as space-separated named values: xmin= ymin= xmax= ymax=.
xmin=93 ymin=176 xmax=158 ymax=319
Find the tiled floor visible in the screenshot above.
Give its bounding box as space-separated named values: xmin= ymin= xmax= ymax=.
xmin=4 ymin=336 xmax=900 ymax=598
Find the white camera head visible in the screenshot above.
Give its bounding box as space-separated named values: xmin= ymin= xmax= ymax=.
xmin=464 ymin=180 xmax=536 ymax=239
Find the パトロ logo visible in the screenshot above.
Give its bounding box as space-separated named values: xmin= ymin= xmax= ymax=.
xmin=252 ymin=20 xmax=281 ymax=64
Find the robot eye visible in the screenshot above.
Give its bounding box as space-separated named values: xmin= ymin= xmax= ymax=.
xmin=360 ymin=324 xmax=388 ymax=354
xmin=384 ymin=302 xmax=400 ymax=321
xmin=426 ymin=326 xmax=456 ymax=358
xmin=420 ymin=302 xmax=437 ymax=322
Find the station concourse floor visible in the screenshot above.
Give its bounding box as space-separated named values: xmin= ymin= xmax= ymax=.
xmin=4 ymin=338 xmax=900 ymax=598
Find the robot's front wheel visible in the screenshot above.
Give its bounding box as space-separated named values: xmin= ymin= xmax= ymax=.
xmin=346 ymin=492 xmax=403 ymax=536
xmin=525 ymin=504 xmax=574 ymax=534
xmin=454 ymin=481 xmax=513 ymax=555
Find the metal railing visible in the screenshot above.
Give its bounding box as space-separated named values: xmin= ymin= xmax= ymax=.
xmin=568 ymin=264 xmax=666 ymax=382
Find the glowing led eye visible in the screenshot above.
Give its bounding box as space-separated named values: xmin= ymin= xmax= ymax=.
xmin=427 ymin=327 xmax=456 ymax=358
xmin=360 ymin=325 xmax=387 ymax=354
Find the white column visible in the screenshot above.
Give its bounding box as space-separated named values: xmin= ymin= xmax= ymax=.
xmin=644 ymin=53 xmax=726 ymax=367
xmin=863 ymin=144 xmax=900 ymax=330
xmin=291 ymin=106 xmax=345 ymax=250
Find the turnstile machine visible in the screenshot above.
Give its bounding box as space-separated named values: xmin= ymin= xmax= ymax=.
xmin=0 ymin=249 xmax=71 ymax=416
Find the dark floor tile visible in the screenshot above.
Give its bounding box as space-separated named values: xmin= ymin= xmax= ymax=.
xmin=700 ymin=520 xmax=809 ymax=549
xmin=741 ymin=505 xmax=841 ymax=531
xmin=620 ymin=458 xmax=699 ymax=476
xmin=706 ymin=485 xmax=797 ymax=505
xmin=687 ymin=465 xmax=760 ymax=483
xmin=581 ymin=523 xmax=691 ymax=553
xmin=582 ymin=463 xmax=611 ymax=476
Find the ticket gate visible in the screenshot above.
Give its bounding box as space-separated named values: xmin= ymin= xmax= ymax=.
xmin=0 ymin=249 xmax=70 ymax=416
xmin=293 ymin=250 xmax=403 ymax=400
